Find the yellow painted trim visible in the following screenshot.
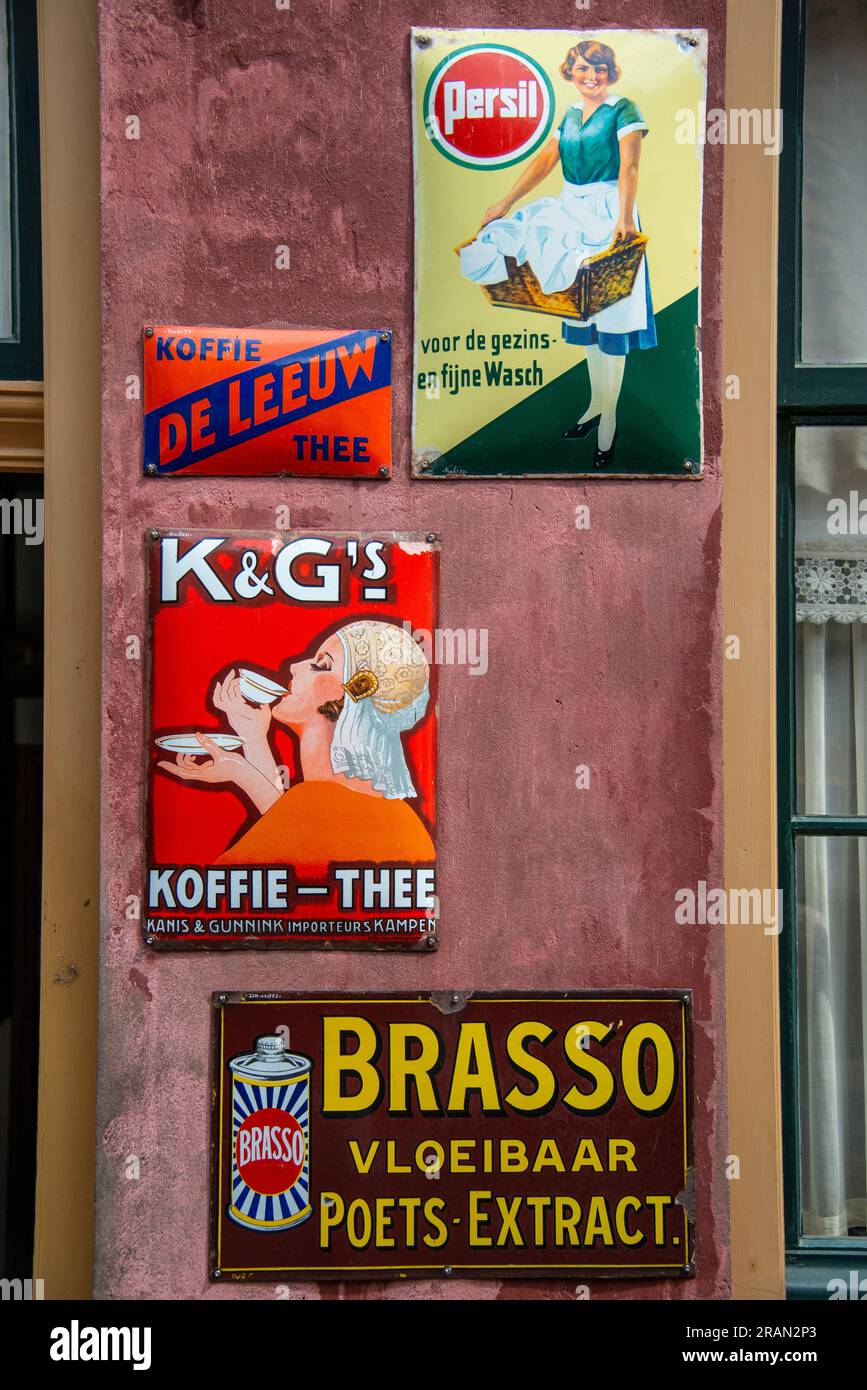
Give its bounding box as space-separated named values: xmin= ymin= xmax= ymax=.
xmin=32 ymin=0 xmax=101 ymax=1299
xmin=723 ymin=0 xmax=786 ymax=1299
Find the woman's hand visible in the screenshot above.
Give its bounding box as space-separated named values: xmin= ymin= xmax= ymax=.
xmin=612 ymin=216 xmax=639 ymax=243
xmin=212 ymin=669 xmax=272 ymax=740
xmin=158 ymin=734 xmax=247 ymax=786
xmin=480 ymin=197 xmax=513 ymax=229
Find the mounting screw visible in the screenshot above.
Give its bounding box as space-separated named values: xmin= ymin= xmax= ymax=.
xmin=146 ymin=464 xmax=157 ymax=476
xmin=425 ymin=532 xmax=437 ymax=544
xmin=426 ymin=933 xmax=438 ymax=950
xmin=684 ymin=459 xmax=701 ymax=476
xmin=379 ymin=331 xmax=390 ymax=342
xmin=218 ymin=993 xmax=228 ymax=1004
xmin=379 ymin=465 xmax=389 ymax=476
xmin=213 ymin=1268 xmax=221 ymax=1279
xmin=144 ymin=326 xmax=154 ymax=338
xmin=451 ymin=993 xmax=460 ymax=1005
xmin=145 ymin=935 xmax=156 ymax=946
xmin=415 ymin=33 xmax=432 ymax=48
xmin=150 ymin=529 xmax=160 ymax=539
xmin=443 ymin=1265 xmax=453 ymax=1276
xmin=417 ymin=458 xmax=430 ymax=472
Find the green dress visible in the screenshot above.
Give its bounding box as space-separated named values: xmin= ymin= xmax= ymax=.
xmin=556 ymin=96 xmax=648 ymax=185
xmin=555 ymin=95 xmax=656 ymax=353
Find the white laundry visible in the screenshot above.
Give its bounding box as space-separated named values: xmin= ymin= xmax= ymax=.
xmin=460 ymin=180 xmax=648 ymax=334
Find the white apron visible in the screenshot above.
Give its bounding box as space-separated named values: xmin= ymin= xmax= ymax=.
xmin=460 ymin=180 xmax=649 ymax=334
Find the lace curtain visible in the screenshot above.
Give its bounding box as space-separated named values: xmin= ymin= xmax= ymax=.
xmin=796 ymin=542 xmax=867 ymax=1235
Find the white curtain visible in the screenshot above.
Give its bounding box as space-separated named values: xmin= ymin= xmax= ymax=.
xmin=796 ymin=565 xmax=867 ymax=1235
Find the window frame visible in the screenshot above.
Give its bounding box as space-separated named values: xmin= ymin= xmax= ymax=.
xmin=777 ymin=0 xmax=867 ymax=1298
xmin=0 ymin=0 xmax=42 ymax=381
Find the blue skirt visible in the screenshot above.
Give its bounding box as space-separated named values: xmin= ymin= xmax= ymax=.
xmin=561 ymin=265 xmax=658 ymax=356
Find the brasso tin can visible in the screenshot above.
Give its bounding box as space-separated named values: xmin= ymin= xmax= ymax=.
xmin=227 ymin=1034 xmax=312 ymax=1232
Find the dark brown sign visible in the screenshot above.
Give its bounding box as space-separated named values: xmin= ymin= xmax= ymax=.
xmin=211 ymin=991 xmax=693 ymax=1281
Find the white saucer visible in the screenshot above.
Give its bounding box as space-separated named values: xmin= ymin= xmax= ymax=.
xmin=156 ymin=733 xmax=244 ymax=754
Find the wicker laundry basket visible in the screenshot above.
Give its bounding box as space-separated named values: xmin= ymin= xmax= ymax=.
xmin=458 ymin=232 xmax=649 ymax=322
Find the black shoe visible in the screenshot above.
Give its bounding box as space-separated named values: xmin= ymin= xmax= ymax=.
xmin=593 ymin=429 xmax=617 ymax=469
xmin=562 ymin=413 xmax=600 ymax=440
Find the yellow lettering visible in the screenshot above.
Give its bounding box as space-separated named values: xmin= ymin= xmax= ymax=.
xmin=503 ymin=1021 xmax=557 ymax=1112
xmin=615 ymin=1196 xmax=645 ymax=1246
xmin=469 ymin=1190 xmax=493 ymax=1247
xmin=388 ymin=1023 xmax=442 ymax=1114
xmin=322 ymin=1017 xmax=381 ymax=1114
xmin=532 ymin=1138 xmax=566 ymax=1172
xmin=562 ymin=1021 xmax=616 ymax=1114
xmin=621 ymin=1023 xmax=677 ymax=1113
xmin=319 ymin=1191 xmax=344 ymax=1248
xmin=446 ymin=1023 xmax=502 ymax=1112
xmin=347 ymin=1140 xmax=379 ymax=1174
xmin=584 ymin=1195 xmax=615 ymax=1247
xmin=570 ymin=1138 xmax=604 ymax=1172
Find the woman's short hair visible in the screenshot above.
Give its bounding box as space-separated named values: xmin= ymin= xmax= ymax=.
xmin=560 ymin=39 xmax=621 ymax=84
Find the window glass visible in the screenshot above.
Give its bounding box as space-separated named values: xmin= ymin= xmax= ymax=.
xmin=795 ymin=426 xmax=867 ymax=814
xmin=796 ymin=834 xmax=867 ymax=1237
xmin=0 ymin=6 xmax=11 ymax=340
xmin=801 ymin=0 xmax=867 ymax=363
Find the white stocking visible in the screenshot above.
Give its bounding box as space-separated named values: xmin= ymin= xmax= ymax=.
xmin=598 ymin=352 xmax=626 ymax=452
xmin=579 ymin=344 xmax=605 ymax=423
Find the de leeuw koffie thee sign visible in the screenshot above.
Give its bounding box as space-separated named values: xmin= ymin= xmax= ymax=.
xmin=143 ymin=325 xmax=393 ymax=478
xmin=412 ymin=28 xmax=707 ymax=477
xmin=211 ymin=992 xmax=693 ymax=1280
xmin=145 ymin=532 xmax=438 ymax=950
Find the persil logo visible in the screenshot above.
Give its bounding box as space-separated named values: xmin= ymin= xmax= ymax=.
xmin=423 ymin=44 xmax=554 ymax=169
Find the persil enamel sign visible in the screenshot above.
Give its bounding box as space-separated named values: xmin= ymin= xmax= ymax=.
xmin=412 ymin=28 xmax=707 ymax=479
xmin=145 ymin=531 xmax=438 ymax=950
xmin=143 ymin=325 xmax=393 ymax=477
xmin=423 ymin=44 xmax=555 ymax=168
xmin=211 ymin=992 xmax=693 ymax=1281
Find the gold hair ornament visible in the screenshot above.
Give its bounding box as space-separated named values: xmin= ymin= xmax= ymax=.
xmin=342 ymin=668 xmax=380 ymax=703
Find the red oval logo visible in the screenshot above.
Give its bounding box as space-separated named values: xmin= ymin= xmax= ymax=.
xmin=236 ymin=1108 xmax=304 ymax=1195
xmin=424 ymin=45 xmax=554 ymax=169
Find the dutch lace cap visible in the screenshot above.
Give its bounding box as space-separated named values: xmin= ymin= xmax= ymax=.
xmin=330 ymin=620 xmax=430 ymax=799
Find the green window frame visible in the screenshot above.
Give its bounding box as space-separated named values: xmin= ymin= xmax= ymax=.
xmin=0 ymin=0 xmax=41 ymax=381
xmin=777 ymin=0 xmax=867 ymax=1299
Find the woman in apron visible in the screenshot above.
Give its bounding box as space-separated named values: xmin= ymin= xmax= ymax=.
xmin=460 ymin=38 xmax=656 ymax=469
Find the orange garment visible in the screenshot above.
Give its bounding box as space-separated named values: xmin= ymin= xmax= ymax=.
xmin=218 ymin=779 xmax=435 ymax=870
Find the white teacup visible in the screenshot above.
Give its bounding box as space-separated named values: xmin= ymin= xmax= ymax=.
xmin=237 ymin=668 xmax=288 ymax=706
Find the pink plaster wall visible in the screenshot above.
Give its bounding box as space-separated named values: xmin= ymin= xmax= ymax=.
xmin=96 ymin=0 xmax=728 ymax=1299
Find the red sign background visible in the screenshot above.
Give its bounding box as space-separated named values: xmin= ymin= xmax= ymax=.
xmin=146 ymin=532 xmax=438 ymax=949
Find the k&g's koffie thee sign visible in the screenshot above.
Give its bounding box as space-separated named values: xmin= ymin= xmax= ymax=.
xmin=412 ymin=29 xmax=707 ymax=477
xmin=146 ymin=532 xmax=438 ymax=949
xmin=211 ymin=992 xmax=693 ymax=1280
xmin=143 ymin=325 xmax=393 ymax=477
